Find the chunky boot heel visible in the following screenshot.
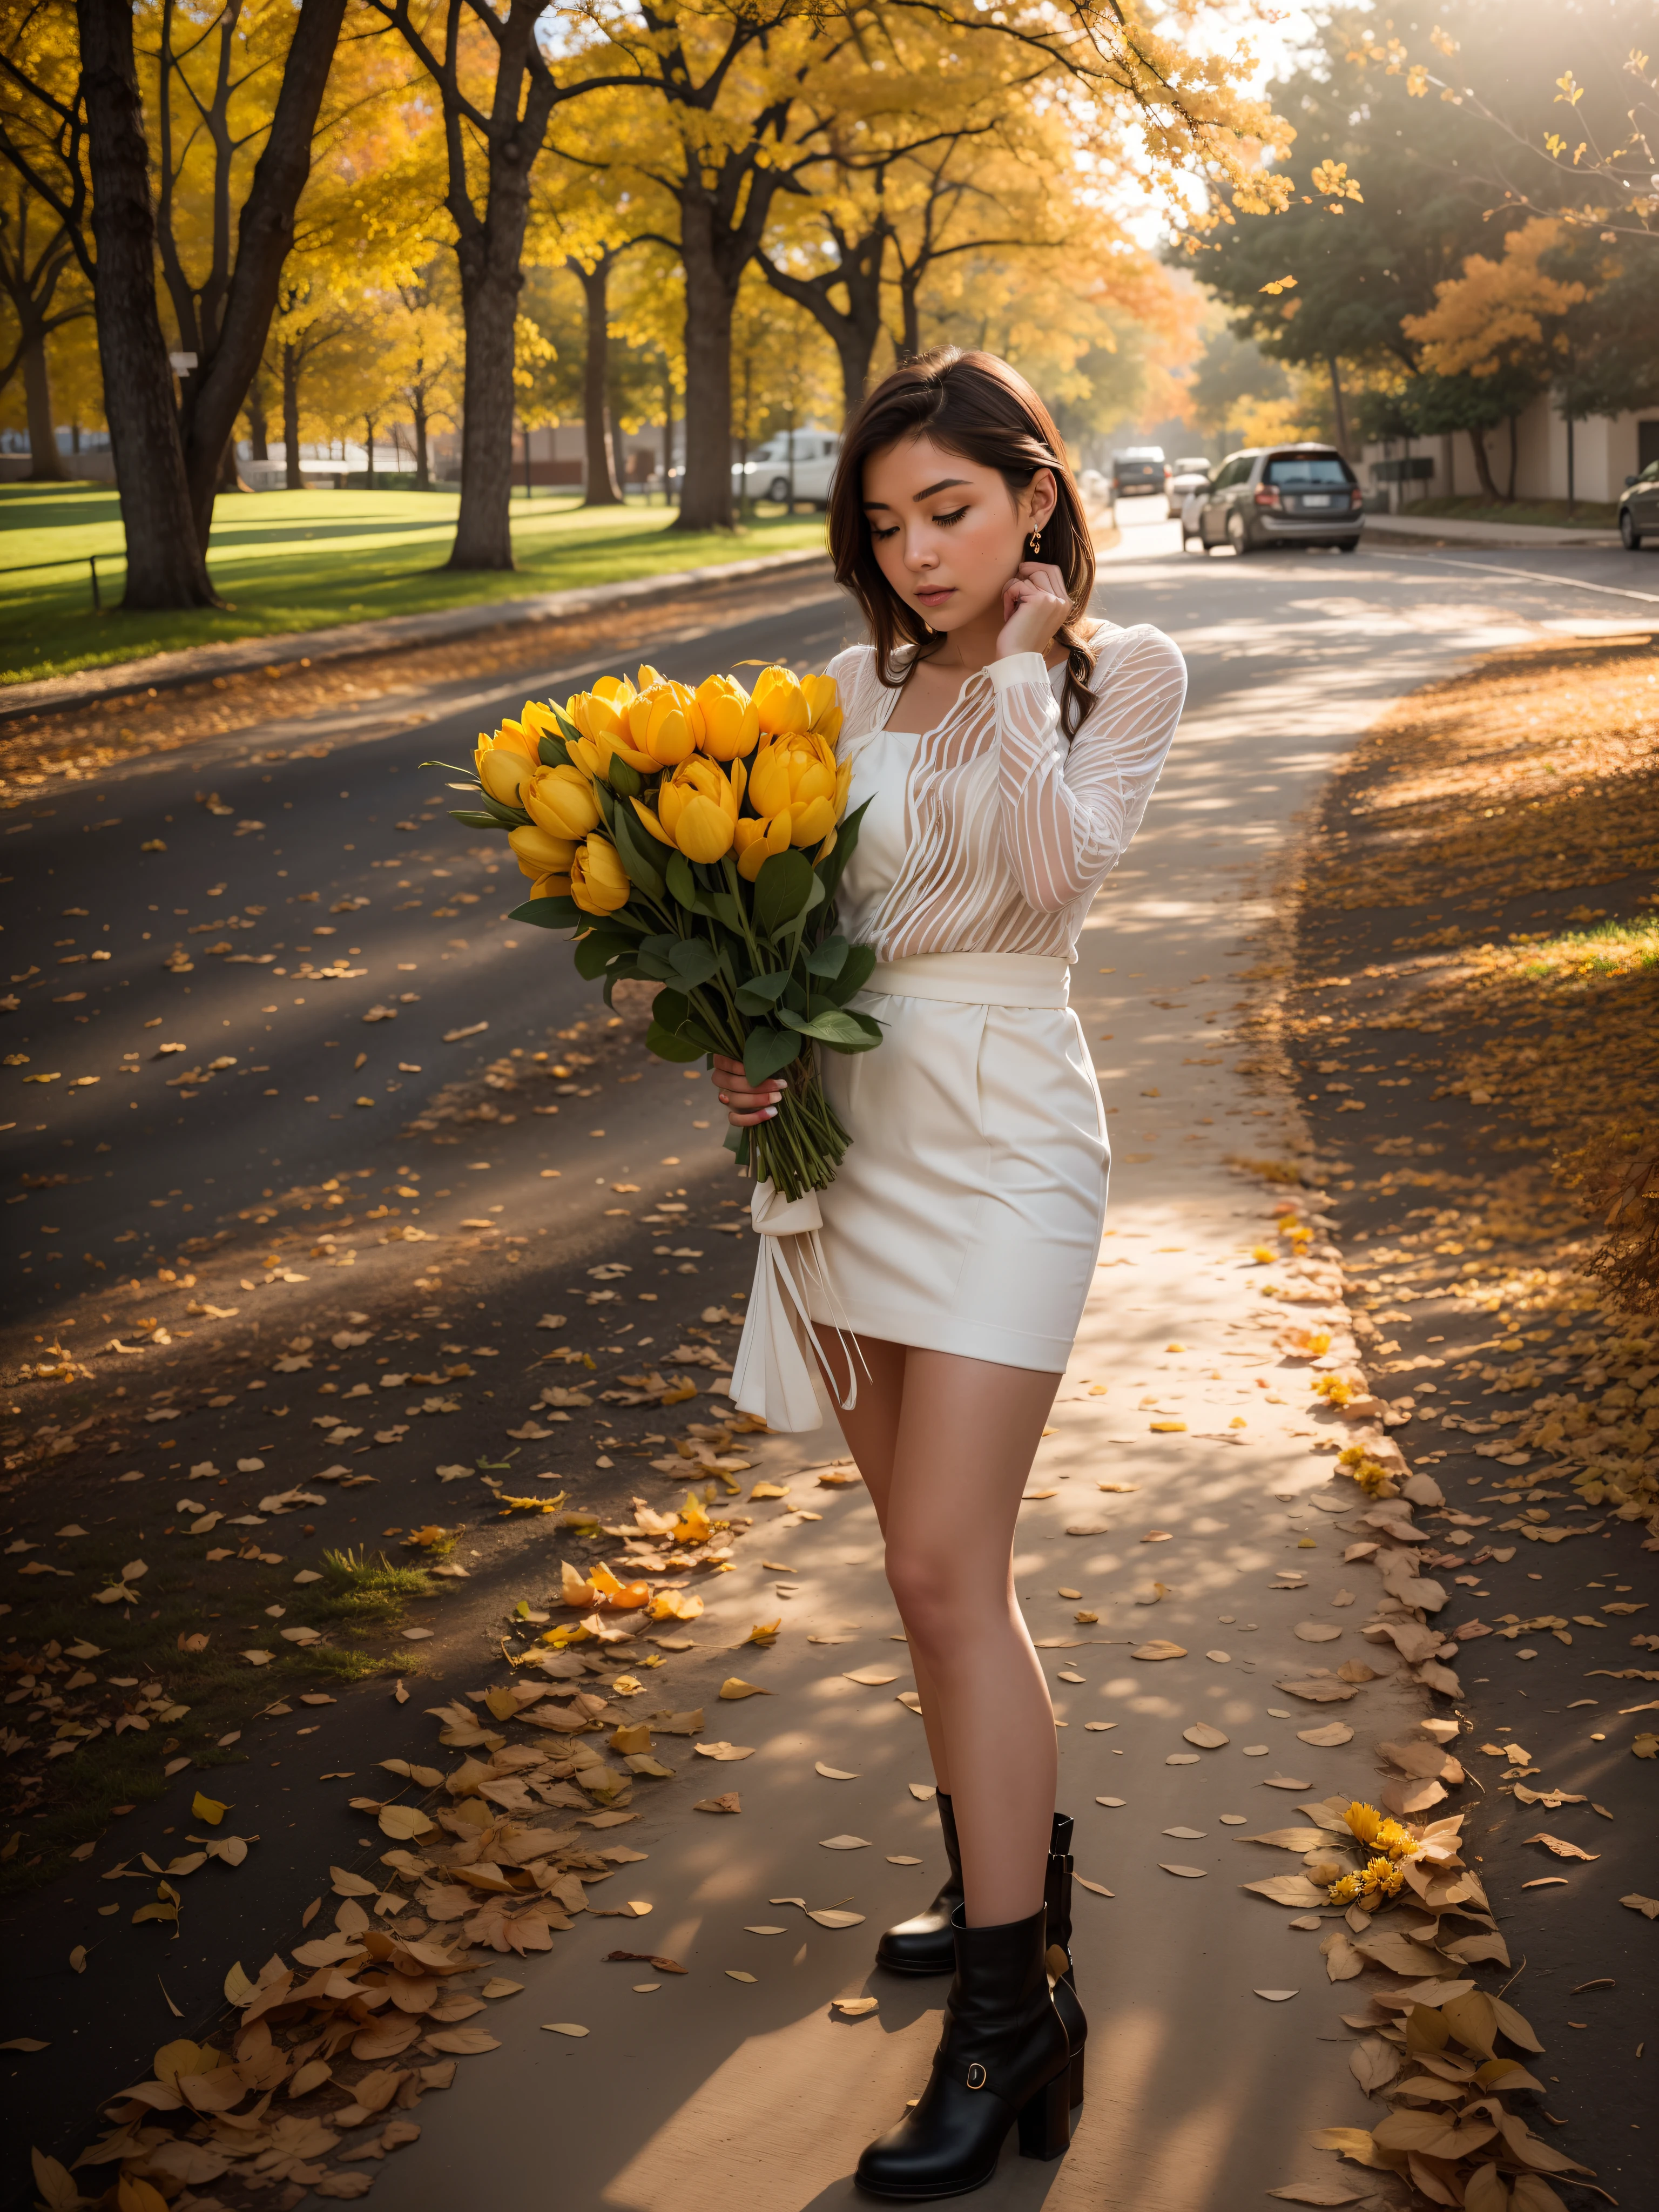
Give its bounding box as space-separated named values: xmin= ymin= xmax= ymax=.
xmin=856 ymin=1904 xmax=1073 ymax=2200
xmin=1044 ymin=1813 xmax=1088 ymax=2109
xmin=1015 ymin=2063 xmax=1073 ymax=2161
xmin=876 ymin=1791 xmax=963 ymax=1977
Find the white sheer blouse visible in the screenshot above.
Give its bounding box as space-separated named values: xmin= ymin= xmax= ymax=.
xmin=827 ymin=623 xmax=1186 ymax=962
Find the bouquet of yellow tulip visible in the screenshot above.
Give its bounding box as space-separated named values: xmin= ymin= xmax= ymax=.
xmin=428 ymin=661 xmax=881 ymax=1200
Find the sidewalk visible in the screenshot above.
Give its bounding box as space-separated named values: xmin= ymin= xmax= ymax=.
xmin=1365 ymin=511 xmax=1621 ymax=550
xmin=0 ymin=548 xmax=835 ymax=721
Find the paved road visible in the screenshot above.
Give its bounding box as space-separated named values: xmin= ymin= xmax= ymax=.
xmin=4 ymin=505 xmax=1654 ymax=2205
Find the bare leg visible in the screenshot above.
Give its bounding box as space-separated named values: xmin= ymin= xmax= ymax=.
xmin=819 ymin=1328 xmax=1062 ymax=1926
xmin=814 ymin=1326 xmax=955 ymax=1792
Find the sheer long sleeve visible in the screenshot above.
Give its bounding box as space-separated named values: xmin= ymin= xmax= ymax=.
xmin=989 ymin=631 xmax=1187 ymax=914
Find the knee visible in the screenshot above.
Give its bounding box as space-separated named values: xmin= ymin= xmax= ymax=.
xmin=885 ymin=1547 xmax=981 ymax=1654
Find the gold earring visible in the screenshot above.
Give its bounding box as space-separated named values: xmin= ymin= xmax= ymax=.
xmin=1028 ymin=529 xmax=1041 ymax=556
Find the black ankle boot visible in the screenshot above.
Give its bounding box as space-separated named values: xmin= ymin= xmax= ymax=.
xmin=876 ymin=1791 xmax=963 ymax=1975
xmin=857 ymin=1903 xmax=1072 ymax=2200
xmin=878 ymin=1803 xmax=1078 ymax=1979
xmin=1044 ymin=1812 xmax=1087 ymax=2109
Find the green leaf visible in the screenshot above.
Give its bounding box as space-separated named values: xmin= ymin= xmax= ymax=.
xmin=781 ymin=1007 xmax=884 ymax=1050
xmin=805 ymin=934 xmax=849 ymax=980
xmin=536 ymin=731 xmax=572 ymax=768
xmin=573 ymin=932 xmax=632 ymax=981
xmin=508 ymin=896 xmax=582 ymax=930
xmin=449 ymin=809 xmax=506 ymax=831
xmin=610 ymin=803 xmax=667 ymax=899
xmin=668 ymin=938 xmax=721 ymax=988
xmin=823 ymin=942 xmax=878 ymax=1003
xmin=605 ymin=754 xmax=643 ymax=799
xmin=743 ymin=1027 xmax=803 ymax=1087
xmin=633 ymin=934 xmax=680 ymax=982
xmin=645 ymin=1023 xmax=707 ymax=1064
xmin=711 ymin=891 xmax=744 ymax=932
xmin=665 ymin=852 xmax=714 ymax=915
xmin=733 ymin=970 xmax=792 ymax=1016
xmin=815 ymin=797 xmax=872 ymax=903
xmin=725 ymin=1123 xmax=751 ymax=1166
xmin=754 ymin=848 xmax=815 ymax=937
xmin=652 ymin=987 xmax=690 ymax=1032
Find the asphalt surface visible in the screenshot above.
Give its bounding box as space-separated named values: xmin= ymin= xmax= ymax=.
xmin=3 ymin=505 xmax=1656 ymax=2204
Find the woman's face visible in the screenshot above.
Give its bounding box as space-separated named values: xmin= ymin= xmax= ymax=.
xmin=862 ymin=434 xmax=1057 ymax=635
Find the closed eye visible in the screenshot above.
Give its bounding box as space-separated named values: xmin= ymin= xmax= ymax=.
xmin=931 ymin=506 xmax=968 ymax=528
xmin=869 ymin=520 xmax=899 ymax=541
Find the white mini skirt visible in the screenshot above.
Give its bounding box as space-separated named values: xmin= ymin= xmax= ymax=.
xmin=801 ymin=951 xmax=1109 ymax=1372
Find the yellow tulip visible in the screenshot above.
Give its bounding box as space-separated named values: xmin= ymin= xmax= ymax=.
xmin=630 ymin=797 xmax=676 ymax=848
xmin=695 ymin=673 xmax=760 ymax=761
xmin=800 ymin=673 xmax=842 ymax=743
xmin=752 ymin=664 xmax=812 ymax=737
xmin=565 ymin=676 xmax=654 ymax=771
xmin=522 ymin=763 xmax=601 ymax=841
xmin=627 ymin=679 xmax=703 ymax=767
xmin=746 ymin=727 xmax=840 ymax=845
xmin=658 ymin=756 xmax=738 ymax=865
xmin=733 ymin=811 xmax=791 ymax=881
xmin=569 ymin=835 xmax=632 ymax=915
xmin=528 ymin=870 xmax=572 ymax=901
xmin=509 ymin=822 xmax=578 ymax=880
xmin=476 ymin=731 xmax=536 ymax=806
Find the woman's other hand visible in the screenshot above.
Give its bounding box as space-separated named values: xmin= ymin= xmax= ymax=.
xmin=712 ymin=1053 xmax=783 ymax=1127
xmin=996 ymin=561 xmax=1070 ymax=661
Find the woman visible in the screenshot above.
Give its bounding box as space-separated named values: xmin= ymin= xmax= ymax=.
xmin=715 ymin=349 xmax=1186 ymax=2198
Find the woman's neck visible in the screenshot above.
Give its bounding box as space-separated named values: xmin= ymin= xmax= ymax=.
xmin=920 ymin=607 xmax=1067 ymax=675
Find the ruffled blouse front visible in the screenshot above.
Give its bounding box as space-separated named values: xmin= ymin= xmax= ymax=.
xmin=827 ymin=625 xmax=1187 ymax=959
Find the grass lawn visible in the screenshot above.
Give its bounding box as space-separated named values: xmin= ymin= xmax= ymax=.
xmin=1399 ymin=493 xmax=1621 ymax=532
xmin=0 ymin=483 xmax=830 ymax=687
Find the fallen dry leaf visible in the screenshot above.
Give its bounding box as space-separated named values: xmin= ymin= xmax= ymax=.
xmin=718 ymin=1678 xmax=772 ymax=1701
xmin=541 ymin=2022 xmax=590 ymax=2036
xmin=1076 ymin=1876 xmax=1114 ymax=1897
xmin=1525 ymin=1833 xmax=1599 ymax=1861
xmin=815 ymin=1764 xmax=859 ymax=1781
xmin=843 ymin=1667 xmax=898 ymax=1686
xmin=694 ymin=1793 xmax=741 ymax=1813
xmin=726 ymin=1970 xmax=758 ymax=1983
xmin=1132 ymin=1641 xmax=1187 ymax=1662
xmin=1266 ymin=2186 xmax=1362 ymax=2206
xmin=1297 ymin=1723 xmax=1354 ymax=1748
xmin=1255 ymin=1990 xmax=1299 ymax=2002
xmin=693 ymin=1742 xmax=753 ymax=1762
xmin=1161 ymin=1864 xmax=1206 ymax=1878
xmin=833 ymin=1996 xmax=880 ymax=2017
xmin=820 ymin=1835 xmax=869 ymax=1850
xmin=1183 ymin=1723 xmax=1229 ymax=1749
xmin=1620 ymin=1893 xmax=1659 ymax=1918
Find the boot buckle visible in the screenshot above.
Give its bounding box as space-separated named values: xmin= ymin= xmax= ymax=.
xmin=965 ymin=2063 xmax=987 ymax=2090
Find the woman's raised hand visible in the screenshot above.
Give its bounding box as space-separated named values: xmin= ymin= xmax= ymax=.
xmin=712 ymin=1051 xmax=783 ymax=1128
xmin=996 ymin=560 xmax=1070 ymax=662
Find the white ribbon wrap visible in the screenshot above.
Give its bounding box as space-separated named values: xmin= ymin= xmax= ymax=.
xmin=730 ymin=1178 xmax=860 ymax=1433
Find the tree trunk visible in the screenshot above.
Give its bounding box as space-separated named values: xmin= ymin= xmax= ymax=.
xmin=609 ymin=399 xmax=628 ymax=502
xmin=661 ymin=361 xmax=674 ymax=503
xmin=413 ymin=390 xmax=430 ymax=490
xmin=247 ymin=369 xmax=269 ymax=461
xmin=216 ymin=437 xmax=245 ymax=493
xmin=176 ymin=0 xmax=348 ymax=552
xmin=21 ymin=331 xmax=66 ymax=480
xmin=757 ymin=222 xmax=886 ymax=427
xmin=364 ymin=414 xmax=375 ymax=488
xmin=674 ymin=205 xmax=738 ymax=533
xmin=281 ymin=340 xmax=302 ymax=488
xmin=898 ymin=273 xmax=921 ymax=363
xmin=1506 ymin=413 xmax=1518 ymax=502
xmin=572 ymin=258 xmax=621 ymax=507
xmin=1466 ymin=422 xmax=1501 ymax=504
xmin=1327 ymin=356 xmax=1350 ymax=457
xmin=74 ymin=0 xmax=217 ymax=609
xmin=449 ymin=149 xmax=532 ymax=569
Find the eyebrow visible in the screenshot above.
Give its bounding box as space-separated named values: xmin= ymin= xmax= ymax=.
xmin=864 ymin=477 xmax=972 ymax=509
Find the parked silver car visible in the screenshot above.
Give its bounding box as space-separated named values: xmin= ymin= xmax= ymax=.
xmin=1195 ymin=444 xmax=1364 ymax=554
xmin=1619 ymin=459 xmax=1659 ymax=549
xmin=1168 ymin=457 xmax=1213 ymax=545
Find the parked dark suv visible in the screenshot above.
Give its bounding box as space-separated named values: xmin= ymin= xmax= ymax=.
xmin=1196 ymin=444 xmax=1363 ymax=554
xmin=1111 ymin=447 xmax=1169 ymax=498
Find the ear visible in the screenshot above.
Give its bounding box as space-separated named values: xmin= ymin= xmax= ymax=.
xmin=1026 ymin=467 xmax=1059 ymax=534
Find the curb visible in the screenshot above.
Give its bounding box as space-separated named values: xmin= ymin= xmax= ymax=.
xmin=1 ymin=546 xmax=838 ymax=722
xmin=1365 ymin=515 xmax=1623 ymax=550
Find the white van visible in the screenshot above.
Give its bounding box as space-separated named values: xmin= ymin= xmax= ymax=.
xmin=734 ymin=427 xmax=842 ymax=508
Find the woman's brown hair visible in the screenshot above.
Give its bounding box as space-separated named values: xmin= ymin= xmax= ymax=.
xmin=827 ymin=347 xmax=1098 ymax=736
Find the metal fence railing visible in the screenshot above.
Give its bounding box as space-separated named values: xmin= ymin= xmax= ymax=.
xmin=0 ymin=549 xmax=126 ymax=610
